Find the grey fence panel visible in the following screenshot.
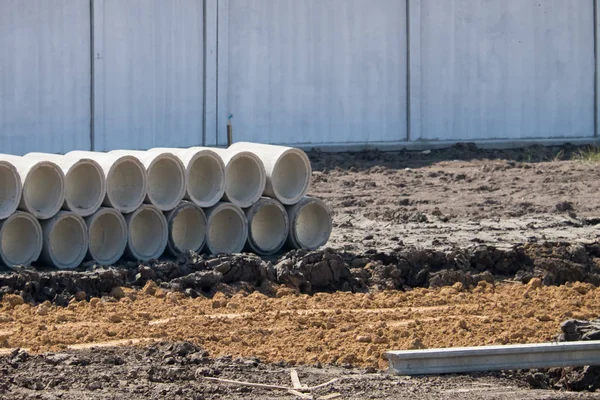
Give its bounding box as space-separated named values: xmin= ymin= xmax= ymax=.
xmin=0 ymin=0 xmax=91 ymax=155
xmin=93 ymin=0 xmax=206 ymax=151
xmin=218 ymin=0 xmax=408 ymax=146
xmin=413 ymin=0 xmax=595 ymax=141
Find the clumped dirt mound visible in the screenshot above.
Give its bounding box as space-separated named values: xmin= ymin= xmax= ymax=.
xmin=2 ymin=242 xmax=600 ymax=305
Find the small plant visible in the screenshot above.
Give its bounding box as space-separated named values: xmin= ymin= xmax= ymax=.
xmin=574 ymin=145 xmax=600 ymax=162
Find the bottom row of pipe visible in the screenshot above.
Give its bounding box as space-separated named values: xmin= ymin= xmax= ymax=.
xmin=0 ymin=196 xmax=332 ymax=269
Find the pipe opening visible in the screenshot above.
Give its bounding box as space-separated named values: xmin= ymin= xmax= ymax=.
xmin=250 ymin=204 xmax=287 ymax=253
xmin=147 ymin=157 xmax=185 ymax=210
xmin=295 ymin=202 xmax=331 ymax=250
xmin=1 ymin=215 xmax=40 ymax=266
xmin=24 ymin=165 xmax=63 ymax=218
xmin=49 ymin=216 xmax=86 ymax=268
xmin=226 ymin=155 xmax=263 ymax=206
xmin=188 ymin=155 xmax=223 ymax=206
xmin=208 ymin=207 xmax=245 ymax=254
xmin=67 ymin=162 xmax=103 ymax=214
xmin=129 ymin=208 xmax=166 ymax=259
xmin=89 ymin=211 xmax=126 ymax=264
xmin=172 ymin=207 xmax=206 ymax=253
xmin=0 ymin=164 xmax=20 ymax=218
xmin=107 ymin=159 xmax=145 ymax=212
xmin=272 ymin=152 xmax=310 ymax=203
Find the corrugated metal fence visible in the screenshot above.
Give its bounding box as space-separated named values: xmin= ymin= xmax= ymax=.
xmin=0 ymin=0 xmax=597 ymax=154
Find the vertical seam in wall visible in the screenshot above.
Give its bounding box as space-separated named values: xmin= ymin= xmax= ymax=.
xmin=202 ymin=0 xmax=207 ymax=146
xmin=595 ymin=0 xmax=598 ymax=137
xmin=215 ymin=1 xmax=220 ymax=146
xmin=406 ymin=0 xmax=411 ymax=141
xmin=90 ymin=0 xmax=95 ymax=151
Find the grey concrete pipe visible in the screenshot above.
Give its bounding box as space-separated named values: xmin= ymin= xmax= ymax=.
xmin=0 ymin=154 xmax=65 ymax=219
xmin=228 ymin=142 xmax=311 ymax=205
xmin=0 ymin=212 xmax=42 ymax=267
xmin=204 ymin=202 xmax=248 ymax=255
xmin=85 ymin=207 xmax=127 ymax=265
xmin=286 ymin=196 xmax=332 ymax=250
xmin=124 ymin=204 xmax=168 ymax=261
xmin=24 ymin=153 xmax=106 ymax=217
xmin=199 ymin=148 xmax=266 ymax=208
xmin=39 ymin=211 xmax=88 ymax=269
xmin=164 ymin=201 xmax=207 ymax=256
xmin=0 ymin=160 xmax=21 ymax=219
xmin=110 ymin=150 xmax=186 ymax=211
xmin=245 ymin=197 xmax=289 ymax=255
xmin=149 ymin=147 xmax=225 ymax=208
xmin=66 ymin=151 xmax=147 ymax=213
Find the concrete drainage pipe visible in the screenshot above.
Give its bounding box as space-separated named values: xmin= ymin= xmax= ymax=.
xmin=0 ymin=155 xmax=65 ymax=219
xmin=228 ymin=142 xmax=311 ymax=205
xmin=124 ymin=204 xmax=168 ymax=261
xmin=286 ymin=197 xmax=332 ymax=250
xmin=85 ymin=207 xmax=127 ymax=265
xmin=205 ymin=148 xmax=266 ymax=208
xmin=164 ymin=201 xmax=207 ymax=256
xmin=110 ymin=150 xmax=186 ymax=211
xmin=245 ymin=198 xmax=289 ymax=255
xmin=150 ymin=147 xmax=225 ymax=208
xmin=0 ymin=160 xmax=21 ymax=219
xmin=0 ymin=212 xmax=42 ymax=267
xmin=204 ymin=202 xmax=248 ymax=255
xmin=39 ymin=211 xmax=88 ymax=269
xmin=24 ymin=153 xmax=105 ymax=217
xmin=66 ymin=151 xmax=147 ymax=213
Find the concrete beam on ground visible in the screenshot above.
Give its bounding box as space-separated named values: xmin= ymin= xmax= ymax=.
xmin=385 ymin=341 xmax=600 ymax=375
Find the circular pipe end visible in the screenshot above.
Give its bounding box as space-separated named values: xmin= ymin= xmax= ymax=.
xmin=0 ymin=161 xmax=22 ymax=219
xmin=146 ymin=153 xmax=186 ymax=211
xmin=0 ymin=212 xmax=42 ymax=267
xmin=106 ymin=156 xmax=147 ymax=213
xmin=125 ymin=205 xmax=168 ymax=261
xmin=272 ymin=149 xmax=312 ymax=205
xmin=41 ymin=211 xmax=88 ymax=269
xmin=85 ymin=208 xmax=127 ymax=265
xmin=287 ymin=197 xmax=332 ymax=250
xmin=23 ymin=161 xmax=66 ymax=219
xmin=65 ymin=159 xmax=106 ymax=216
xmin=223 ymin=152 xmax=266 ymax=208
xmin=186 ymin=150 xmax=226 ymax=207
xmin=205 ymin=202 xmax=248 ymax=255
xmin=245 ymin=198 xmax=289 ymax=255
xmin=165 ymin=202 xmax=207 ymax=256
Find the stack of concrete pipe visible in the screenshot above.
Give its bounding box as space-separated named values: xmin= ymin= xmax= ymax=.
xmin=0 ymin=143 xmax=332 ymax=269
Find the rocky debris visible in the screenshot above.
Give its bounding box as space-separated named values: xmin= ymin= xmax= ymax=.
xmin=2 ymin=241 xmax=600 ymax=305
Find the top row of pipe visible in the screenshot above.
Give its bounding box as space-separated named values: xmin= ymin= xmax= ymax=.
xmin=0 ymin=142 xmax=312 ymax=219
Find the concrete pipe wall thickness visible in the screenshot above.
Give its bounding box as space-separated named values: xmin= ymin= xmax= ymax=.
xmin=85 ymin=207 xmax=127 ymax=265
xmin=124 ymin=204 xmax=168 ymax=261
xmin=245 ymin=197 xmax=289 ymax=255
xmin=204 ymin=202 xmax=248 ymax=255
xmin=0 ymin=159 xmax=22 ymax=219
xmin=0 ymin=154 xmax=65 ymax=219
xmin=203 ymin=148 xmax=266 ymax=208
xmin=24 ymin=153 xmax=106 ymax=217
xmin=110 ymin=150 xmax=185 ymax=211
xmin=228 ymin=142 xmax=311 ymax=205
xmin=0 ymin=211 xmax=42 ymax=267
xmin=66 ymin=151 xmax=147 ymax=213
xmin=286 ymin=196 xmax=332 ymax=250
xmin=164 ymin=201 xmax=207 ymax=256
xmin=149 ymin=147 xmax=225 ymax=208
xmin=39 ymin=211 xmax=88 ymax=269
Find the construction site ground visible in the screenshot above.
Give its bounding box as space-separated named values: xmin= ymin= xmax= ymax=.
xmin=2 ymin=143 xmax=600 ymax=399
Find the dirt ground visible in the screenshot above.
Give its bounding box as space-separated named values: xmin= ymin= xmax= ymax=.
xmin=3 ymin=143 xmax=600 ymax=398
